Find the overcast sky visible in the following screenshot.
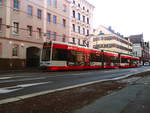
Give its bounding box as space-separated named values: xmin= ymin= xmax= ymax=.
xmin=87 ymin=0 xmax=150 ymax=41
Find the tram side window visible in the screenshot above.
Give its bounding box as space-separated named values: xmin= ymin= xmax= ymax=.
xmin=68 ymin=50 xmax=85 ymax=66
xmin=90 ymin=53 xmax=102 ymax=62
xmin=130 ymin=59 xmax=136 ymax=65
xmin=121 ymin=58 xmax=129 ymax=63
xmin=132 ymin=59 xmax=138 ymax=65
xmin=104 ymin=55 xmax=109 ymax=62
xmin=76 ymin=51 xmax=85 ymax=66
xmin=42 ymin=48 xmax=51 ymax=61
xmin=111 ymin=56 xmax=119 ymax=63
xmin=52 ymin=48 xmax=67 ymax=61
xmin=68 ymin=50 xmax=76 ymax=62
xmin=103 ymin=55 xmax=112 ymax=65
xmin=111 ymin=56 xmax=119 ymax=66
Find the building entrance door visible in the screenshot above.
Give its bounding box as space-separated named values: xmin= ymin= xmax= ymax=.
xmin=26 ymin=47 xmax=41 ymax=67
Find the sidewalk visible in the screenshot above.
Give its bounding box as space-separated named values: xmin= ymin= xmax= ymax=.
xmin=74 ymin=74 xmax=150 ymax=113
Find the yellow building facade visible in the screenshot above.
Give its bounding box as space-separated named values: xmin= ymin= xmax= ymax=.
xmin=93 ymin=26 xmax=133 ymax=55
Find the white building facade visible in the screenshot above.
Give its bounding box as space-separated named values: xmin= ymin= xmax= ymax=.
xmin=69 ymin=0 xmax=94 ymax=48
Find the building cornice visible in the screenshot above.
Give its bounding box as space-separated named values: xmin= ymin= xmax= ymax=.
xmin=0 ymin=37 xmax=43 ymax=45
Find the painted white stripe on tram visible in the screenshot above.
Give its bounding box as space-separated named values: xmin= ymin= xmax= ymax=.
xmin=0 ymin=82 xmax=51 ymax=94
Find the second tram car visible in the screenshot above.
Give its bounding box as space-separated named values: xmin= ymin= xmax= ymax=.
xmin=40 ymin=41 xmax=139 ymax=71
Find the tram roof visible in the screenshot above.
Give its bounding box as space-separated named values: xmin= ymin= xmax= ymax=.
xmin=46 ymin=41 xmax=102 ymax=52
xmin=44 ymin=41 xmax=139 ymax=59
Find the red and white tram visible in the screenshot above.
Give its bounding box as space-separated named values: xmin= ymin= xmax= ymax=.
xmin=40 ymin=41 xmax=139 ymax=71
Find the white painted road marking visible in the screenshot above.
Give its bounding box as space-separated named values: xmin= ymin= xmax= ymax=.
xmin=0 ymin=88 xmax=22 ymax=94
xmin=0 ymin=77 xmax=13 ymax=80
xmin=0 ymin=76 xmax=30 ymax=80
xmin=0 ymin=82 xmax=51 ymax=94
xmin=0 ymin=77 xmax=46 ymax=84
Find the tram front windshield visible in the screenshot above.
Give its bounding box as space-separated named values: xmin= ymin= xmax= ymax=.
xmin=41 ymin=47 xmax=51 ymax=61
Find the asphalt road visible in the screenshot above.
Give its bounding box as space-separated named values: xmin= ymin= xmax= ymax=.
xmin=0 ymin=66 xmax=150 ymax=101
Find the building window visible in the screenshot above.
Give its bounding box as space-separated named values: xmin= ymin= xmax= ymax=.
xmin=27 ymin=5 xmax=33 ymax=16
xmin=78 ymin=39 xmax=80 ymax=45
xmin=83 ymin=28 xmax=85 ymax=35
xmin=72 ymin=24 xmax=75 ymax=32
xmin=87 ymin=29 xmax=89 ymax=36
xmin=73 ymin=0 xmax=75 ymax=4
xmin=83 ymin=6 xmax=85 ymax=10
xmin=47 ymin=13 xmax=51 ymax=23
xmin=37 ymin=9 xmax=42 ymax=19
xmin=12 ymin=44 xmax=19 ymax=56
xmin=87 ymin=42 xmax=89 ymax=47
xmin=78 ymin=3 xmax=80 ymax=7
xmin=83 ymin=15 xmax=85 ymax=22
xmin=53 ymin=32 xmax=56 ymax=40
xmin=0 ymin=43 xmax=2 ymax=57
xmin=0 ymin=0 xmax=2 ymax=5
xmin=63 ymin=4 xmax=67 ymax=12
xmin=78 ymin=26 xmax=80 ymax=33
xmin=62 ymin=35 xmax=66 ymax=42
xmin=83 ymin=40 xmax=86 ymax=45
xmin=87 ymin=9 xmax=89 ymax=12
xmin=13 ymin=0 xmax=20 ymax=9
xmin=87 ymin=18 xmax=89 ymax=24
xmin=53 ymin=0 xmax=57 ymax=8
xmin=47 ymin=31 xmax=51 ymax=39
xmin=72 ymin=37 xmax=75 ymax=44
xmin=53 ymin=15 xmax=57 ymax=24
xmin=47 ymin=0 xmax=51 ymax=5
xmin=27 ymin=25 xmax=32 ymax=36
xmin=62 ymin=19 xmax=66 ymax=27
xmin=78 ymin=13 xmax=80 ymax=20
xmin=37 ymin=28 xmax=42 ymax=38
xmin=13 ymin=22 xmax=19 ymax=34
xmin=73 ymin=10 xmax=75 ymax=18
xmin=0 ymin=18 xmax=2 ymax=31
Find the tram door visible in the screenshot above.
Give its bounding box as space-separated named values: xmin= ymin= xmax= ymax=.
xmin=104 ymin=56 xmax=111 ymax=66
xmin=84 ymin=52 xmax=90 ymax=66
